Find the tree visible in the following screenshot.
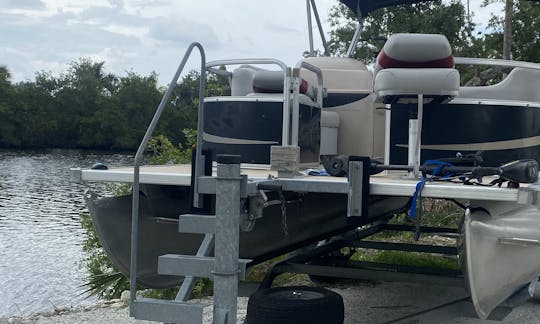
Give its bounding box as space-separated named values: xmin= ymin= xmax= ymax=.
xmin=485 ymin=0 xmax=540 ymax=62
xmin=328 ymin=0 xmax=474 ymax=64
xmin=0 ymin=66 xmax=19 ymax=146
xmin=503 ymin=0 xmax=513 ymax=59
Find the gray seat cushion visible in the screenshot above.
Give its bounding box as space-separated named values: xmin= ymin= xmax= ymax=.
xmin=374 ymin=68 xmax=460 ymax=100
xmin=374 ymin=33 xmax=454 ymax=75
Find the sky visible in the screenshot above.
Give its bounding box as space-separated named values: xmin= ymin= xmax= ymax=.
xmin=1 ymin=0 xmax=503 ymax=85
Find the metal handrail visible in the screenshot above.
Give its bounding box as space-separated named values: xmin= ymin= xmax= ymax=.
xmin=206 ymin=58 xmax=292 ymax=146
xmin=129 ymin=42 xmax=206 ymax=308
xmin=291 ymin=61 xmax=325 ymax=146
xmin=454 ymin=57 xmax=540 ymax=71
xmin=296 ymin=61 xmax=324 ymax=107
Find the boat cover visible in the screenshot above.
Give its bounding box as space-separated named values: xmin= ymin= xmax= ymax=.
xmin=340 ymin=0 xmax=436 ymax=17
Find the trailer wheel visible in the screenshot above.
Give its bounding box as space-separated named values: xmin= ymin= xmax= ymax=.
xmin=246 ymin=286 xmax=344 ymax=324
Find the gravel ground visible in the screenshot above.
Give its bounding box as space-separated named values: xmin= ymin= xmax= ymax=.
xmin=3 ymin=281 xmax=540 ymax=324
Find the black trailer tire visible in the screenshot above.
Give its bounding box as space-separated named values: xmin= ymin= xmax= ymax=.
xmin=246 ymin=286 xmax=344 ymax=324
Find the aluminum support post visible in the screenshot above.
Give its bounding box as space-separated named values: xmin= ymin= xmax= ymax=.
xmin=291 ymin=68 xmax=301 ymax=146
xmin=408 ymin=119 xmax=418 ymax=179
xmin=414 ymin=94 xmax=424 ymax=178
xmin=213 ymin=155 xmax=243 ymax=324
xmin=306 ymin=0 xmax=314 ymax=57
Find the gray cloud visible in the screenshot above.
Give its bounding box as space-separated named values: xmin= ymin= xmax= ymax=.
xmin=0 ymin=0 xmax=45 ymax=10
xmin=76 ymin=5 xmax=141 ymax=26
xmin=1 ymin=0 xmax=337 ymax=84
xmin=263 ymin=21 xmax=302 ymax=35
xmin=148 ymin=18 xmax=221 ymax=48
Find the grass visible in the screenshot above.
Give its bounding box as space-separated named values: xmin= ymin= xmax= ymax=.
xmin=351 ymin=250 xmax=460 ymax=270
xmin=348 ymin=198 xmax=463 ymax=275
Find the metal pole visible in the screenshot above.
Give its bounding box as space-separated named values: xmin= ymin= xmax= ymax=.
xmin=306 ymin=0 xmax=315 ymax=57
xmin=408 ymin=119 xmax=418 ymax=178
xmin=414 ymin=94 xmax=424 ymax=178
xmin=346 ymin=22 xmax=362 ymax=57
xmin=213 ymin=155 xmax=242 ymax=324
xmin=310 ymin=0 xmax=329 ymax=56
xmin=194 ymin=47 xmax=207 ymax=208
xmin=282 ymin=68 xmax=292 ymax=146
xmin=291 ymin=68 xmax=301 ymax=146
xmin=384 ymin=105 xmax=391 ymax=166
xmin=129 ymin=42 xmax=206 ymax=311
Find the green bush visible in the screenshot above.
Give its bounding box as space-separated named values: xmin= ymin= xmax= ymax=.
xmin=80 ymin=131 xmax=197 ymax=300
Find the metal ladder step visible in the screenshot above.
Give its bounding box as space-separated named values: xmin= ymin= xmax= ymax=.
xmin=178 ymin=214 xmax=216 ymax=234
xmin=131 ymin=298 xmax=208 ymax=323
xmin=158 ymin=254 xmax=251 ymax=280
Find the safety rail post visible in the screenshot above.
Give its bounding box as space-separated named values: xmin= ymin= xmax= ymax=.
xmin=291 ymin=61 xmax=324 ymax=146
xmin=129 ymin=42 xmax=206 ymax=312
xmin=213 ymin=154 xmax=243 ymax=324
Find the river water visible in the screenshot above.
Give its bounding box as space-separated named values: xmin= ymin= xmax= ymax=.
xmin=0 ymin=149 xmax=133 ymax=318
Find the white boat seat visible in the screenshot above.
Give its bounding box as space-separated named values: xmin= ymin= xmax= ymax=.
xmin=458 ymin=67 xmax=540 ymax=103
xmin=373 ymin=33 xmax=460 ymax=104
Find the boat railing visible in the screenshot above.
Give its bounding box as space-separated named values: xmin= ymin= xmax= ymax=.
xmin=454 ymin=57 xmax=540 ymax=71
xmin=129 ymin=42 xmax=207 ymax=309
xmin=292 ymin=60 xmax=324 ymax=146
xmin=206 ymin=58 xmax=325 ymax=148
xmin=206 ymin=59 xmax=292 ymax=146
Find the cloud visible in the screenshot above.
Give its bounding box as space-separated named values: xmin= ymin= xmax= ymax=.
xmin=263 ymin=21 xmax=302 ymax=35
xmin=1 ymin=0 xmax=335 ymax=84
xmin=148 ymin=18 xmax=221 ymax=48
xmin=0 ymin=0 xmax=45 ymax=10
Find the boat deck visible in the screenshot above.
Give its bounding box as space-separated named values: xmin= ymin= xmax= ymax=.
xmin=71 ymin=164 xmax=527 ymax=202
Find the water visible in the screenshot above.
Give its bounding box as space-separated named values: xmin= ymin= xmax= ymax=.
xmin=0 ymin=149 xmax=133 ymax=317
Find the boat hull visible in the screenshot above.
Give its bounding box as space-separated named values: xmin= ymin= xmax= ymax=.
xmin=86 ymin=184 xmax=408 ymax=288
xmin=462 ymin=201 xmax=540 ymax=319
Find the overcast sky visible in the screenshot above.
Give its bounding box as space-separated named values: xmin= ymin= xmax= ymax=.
xmin=1 ymin=0 xmax=503 ymax=84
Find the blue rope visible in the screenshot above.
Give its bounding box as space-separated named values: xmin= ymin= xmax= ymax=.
xmin=422 ymin=159 xmax=454 ymax=178
xmin=409 ymin=178 xmax=428 ymax=219
xmin=409 ymin=160 xmax=454 ymax=219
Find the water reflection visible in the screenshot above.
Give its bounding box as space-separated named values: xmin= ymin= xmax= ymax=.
xmin=0 ymin=149 xmax=133 ymax=317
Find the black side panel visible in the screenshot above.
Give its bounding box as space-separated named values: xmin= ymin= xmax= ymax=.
xmin=203 ymin=100 xmax=321 ymax=164
xmin=390 ymin=103 xmax=540 ymax=166
xmin=299 ymin=104 xmax=321 ymax=163
xmin=323 ymin=93 xmax=369 ymax=108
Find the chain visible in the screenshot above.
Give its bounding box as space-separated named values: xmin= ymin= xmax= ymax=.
xmin=278 ymin=189 xmax=288 ymax=238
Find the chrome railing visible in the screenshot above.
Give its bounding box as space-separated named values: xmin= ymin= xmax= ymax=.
xmin=291 ymin=61 xmax=324 ymax=146
xmin=454 ymin=57 xmax=540 ymax=71
xmin=129 ymin=42 xmax=206 ymax=308
xmin=206 ymin=58 xmax=292 ymax=146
